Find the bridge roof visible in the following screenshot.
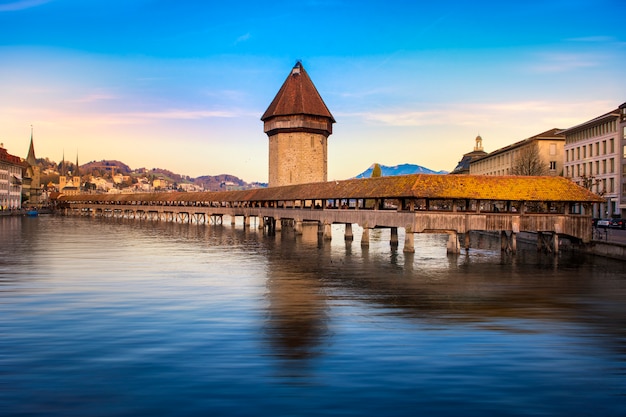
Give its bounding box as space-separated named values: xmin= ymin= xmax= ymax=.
xmin=59 ymin=174 xmax=603 ymax=204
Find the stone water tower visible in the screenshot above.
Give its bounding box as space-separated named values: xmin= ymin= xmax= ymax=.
xmin=262 ymin=61 xmax=335 ymax=187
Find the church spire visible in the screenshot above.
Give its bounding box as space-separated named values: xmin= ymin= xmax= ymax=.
xmin=75 ymin=153 xmax=79 ymax=178
xmin=26 ymin=125 xmax=37 ymax=166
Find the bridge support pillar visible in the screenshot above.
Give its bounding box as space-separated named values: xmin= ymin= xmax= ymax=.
xmin=537 ymin=232 xmax=559 ymax=253
xmin=275 ymin=218 xmax=282 ymax=232
xmin=390 ymin=227 xmax=398 ymax=247
xmin=323 ymin=222 xmax=332 ymax=241
xmin=553 ymin=233 xmax=559 ymax=253
xmin=403 ymin=227 xmax=415 ymax=253
xmin=464 ymin=232 xmax=470 ymax=252
xmin=294 ymin=220 xmax=303 ymax=235
xmin=501 ymin=231 xmax=517 ymax=253
xmin=231 ymin=215 xmax=236 ymax=226
xmin=258 ymin=216 xmax=264 ymax=230
xmin=361 ymin=225 xmax=370 ymax=247
xmin=244 ymin=215 xmax=250 ymax=228
xmin=345 ymin=223 xmax=353 ymax=241
xmin=447 ymin=231 xmax=460 ymax=254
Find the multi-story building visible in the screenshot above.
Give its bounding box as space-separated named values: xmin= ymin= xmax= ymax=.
xmin=0 ymin=144 xmax=24 ymax=210
xmin=561 ymin=102 xmax=626 ymax=218
xmin=469 ymin=129 xmax=564 ymax=176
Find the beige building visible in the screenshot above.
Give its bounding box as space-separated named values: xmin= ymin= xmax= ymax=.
xmin=470 ymin=129 xmax=564 ymax=176
xmin=262 ymin=61 xmax=335 ymax=187
xmin=561 ymin=102 xmax=626 ymax=218
xmin=59 ymin=154 xmax=81 ymax=196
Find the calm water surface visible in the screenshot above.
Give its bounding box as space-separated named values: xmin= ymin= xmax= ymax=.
xmin=1 ymin=215 xmax=625 ymax=416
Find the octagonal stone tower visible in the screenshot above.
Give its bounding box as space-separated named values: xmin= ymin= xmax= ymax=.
xmin=262 ymin=61 xmax=335 ymax=187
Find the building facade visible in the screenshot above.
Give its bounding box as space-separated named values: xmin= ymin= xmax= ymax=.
xmin=0 ymin=144 xmax=23 ymax=210
xmin=561 ymin=102 xmax=626 ymax=218
xmin=450 ymin=135 xmax=488 ymax=174
xmin=262 ymin=62 xmax=335 ymax=187
xmin=59 ymin=154 xmax=81 ymax=196
xmin=470 ymin=129 xmax=564 ymax=177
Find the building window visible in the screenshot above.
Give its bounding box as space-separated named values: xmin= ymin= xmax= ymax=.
xmin=610 ymin=138 xmax=615 ymax=153
xmin=610 ymin=178 xmax=614 ymax=193
xmin=549 ymin=161 xmax=557 ymax=171
xmin=550 ymin=144 xmax=556 ymax=155
xmin=603 ymin=140 xmax=607 ymax=154
xmin=611 ymin=158 xmax=615 ymax=173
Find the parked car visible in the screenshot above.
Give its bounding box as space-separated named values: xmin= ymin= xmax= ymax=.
xmin=597 ymin=219 xmax=611 ymax=228
xmin=609 ymin=218 xmax=625 ymax=229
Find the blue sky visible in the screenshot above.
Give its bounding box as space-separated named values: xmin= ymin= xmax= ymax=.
xmin=1 ymin=0 xmax=625 ymax=182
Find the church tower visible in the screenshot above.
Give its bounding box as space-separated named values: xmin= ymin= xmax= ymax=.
xmin=262 ymin=62 xmax=335 ymax=187
xmin=24 ymin=127 xmax=41 ymax=205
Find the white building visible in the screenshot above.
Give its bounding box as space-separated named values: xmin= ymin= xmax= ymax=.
xmin=561 ymin=102 xmax=626 ymax=218
xmin=0 ymin=144 xmax=23 ymax=211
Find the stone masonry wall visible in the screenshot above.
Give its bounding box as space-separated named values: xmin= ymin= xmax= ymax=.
xmin=269 ymin=132 xmax=327 ymax=187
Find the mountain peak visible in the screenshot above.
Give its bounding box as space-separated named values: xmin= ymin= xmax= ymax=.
xmin=354 ymin=163 xmax=447 ymax=178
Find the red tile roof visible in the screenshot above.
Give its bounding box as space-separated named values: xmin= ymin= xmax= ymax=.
xmin=261 ymin=62 xmax=335 ymax=122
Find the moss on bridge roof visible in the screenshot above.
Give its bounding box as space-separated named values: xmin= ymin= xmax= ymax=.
xmin=59 ymin=174 xmax=604 ymax=203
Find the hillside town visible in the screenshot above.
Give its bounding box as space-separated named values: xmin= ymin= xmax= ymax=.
xmin=2 ymin=100 xmax=625 ymax=220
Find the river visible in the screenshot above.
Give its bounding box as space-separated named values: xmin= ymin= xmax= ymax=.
xmin=1 ymin=215 xmax=625 ymax=416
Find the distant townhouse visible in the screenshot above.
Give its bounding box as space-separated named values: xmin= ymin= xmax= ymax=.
xmin=469 ymin=129 xmax=564 ymax=176
xmin=0 ymin=144 xmax=24 ymax=210
xmin=561 ymin=102 xmax=626 ymax=218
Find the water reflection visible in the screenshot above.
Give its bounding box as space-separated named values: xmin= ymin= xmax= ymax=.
xmin=2 ymin=216 xmax=626 ymax=416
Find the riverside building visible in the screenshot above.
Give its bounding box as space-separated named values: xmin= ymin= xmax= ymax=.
xmin=561 ymin=102 xmax=626 ymax=218
xmin=0 ymin=144 xmax=23 ymax=210
xmin=469 ymin=129 xmax=565 ymax=176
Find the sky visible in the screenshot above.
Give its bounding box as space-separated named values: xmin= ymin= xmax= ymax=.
xmin=1 ymin=0 xmax=625 ymax=183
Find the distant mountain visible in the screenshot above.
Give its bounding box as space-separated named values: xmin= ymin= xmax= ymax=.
xmin=354 ymin=163 xmax=448 ymax=179
xmin=76 ymin=159 xmax=264 ymax=191
xmin=81 ymin=160 xmax=132 ymax=175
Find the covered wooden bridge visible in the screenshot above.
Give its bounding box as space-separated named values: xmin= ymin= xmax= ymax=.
xmin=56 ymin=174 xmax=603 ymax=254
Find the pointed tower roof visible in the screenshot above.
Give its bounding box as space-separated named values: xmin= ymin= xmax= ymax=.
xmin=75 ymin=153 xmax=79 ymax=177
xmin=261 ymin=61 xmax=335 ymax=122
xmin=26 ymin=126 xmax=37 ymax=166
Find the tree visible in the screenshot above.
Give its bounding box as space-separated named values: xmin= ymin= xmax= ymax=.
xmin=371 ymin=163 xmax=382 ymax=178
xmin=511 ymin=144 xmax=547 ymax=176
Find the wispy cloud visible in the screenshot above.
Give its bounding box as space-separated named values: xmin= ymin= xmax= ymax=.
xmin=0 ymin=0 xmax=51 ymax=12
xmin=567 ymin=36 xmax=616 ymax=43
xmin=342 ymin=100 xmax=615 ymax=130
xmin=234 ymin=33 xmax=251 ymax=45
xmin=129 ymin=109 xmax=240 ymax=120
xmin=74 ymin=93 xmax=118 ymax=103
xmin=528 ymin=52 xmax=599 ymax=73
